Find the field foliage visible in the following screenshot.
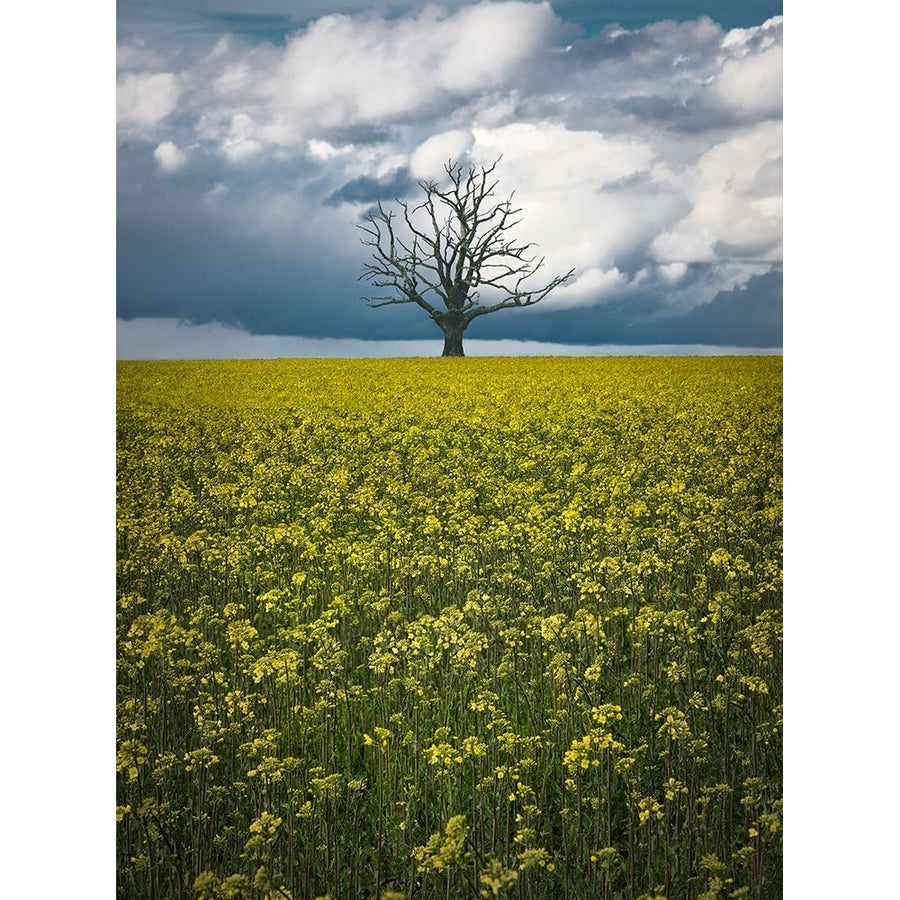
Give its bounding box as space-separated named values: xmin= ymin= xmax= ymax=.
xmin=116 ymin=357 xmax=783 ymax=900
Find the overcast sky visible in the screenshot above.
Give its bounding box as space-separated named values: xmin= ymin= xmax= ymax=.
xmin=117 ymin=0 xmax=783 ymax=357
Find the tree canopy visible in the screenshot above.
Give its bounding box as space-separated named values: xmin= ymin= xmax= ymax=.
xmin=359 ymin=158 xmax=575 ymax=356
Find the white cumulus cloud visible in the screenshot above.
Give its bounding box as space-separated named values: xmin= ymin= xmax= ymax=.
xmin=540 ymin=266 xmax=627 ymax=309
xmin=153 ymin=141 xmax=188 ymax=174
xmin=117 ymin=72 xmax=181 ymax=128
xmin=258 ymin=1 xmax=559 ymax=139
xmin=410 ymin=130 xmax=475 ymax=179
xmin=651 ymin=121 xmax=783 ymax=266
xmin=706 ymin=43 xmax=782 ymax=118
xmin=221 ymin=113 xmax=263 ymax=162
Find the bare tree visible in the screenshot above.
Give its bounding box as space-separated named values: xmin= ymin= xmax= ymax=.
xmin=359 ymin=158 xmax=575 ymax=356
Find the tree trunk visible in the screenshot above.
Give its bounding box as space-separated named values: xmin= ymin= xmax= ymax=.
xmin=439 ymin=317 xmax=467 ymax=357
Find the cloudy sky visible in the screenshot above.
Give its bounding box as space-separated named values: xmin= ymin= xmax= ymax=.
xmin=116 ymin=0 xmax=783 ymax=357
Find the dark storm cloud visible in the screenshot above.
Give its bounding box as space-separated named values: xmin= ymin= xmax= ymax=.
xmin=607 ymin=95 xmax=767 ymax=135
xmin=117 ymin=210 xmax=425 ymax=341
xmin=464 ymin=269 xmax=782 ymax=347
xmin=117 ymin=212 xmax=349 ymax=334
xmin=315 ymin=124 xmax=396 ymax=146
xmin=637 ymin=269 xmax=783 ymax=346
xmin=713 ymin=238 xmax=780 ymax=259
xmin=325 ymin=169 xmax=417 ymax=207
xmin=116 ymin=149 xmax=431 ymax=340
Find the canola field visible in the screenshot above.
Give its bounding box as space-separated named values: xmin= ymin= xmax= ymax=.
xmin=116 ymin=357 xmax=782 ymax=900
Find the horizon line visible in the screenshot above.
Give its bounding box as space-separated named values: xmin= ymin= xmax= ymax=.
xmin=117 ymin=317 xmax=782 ymax=360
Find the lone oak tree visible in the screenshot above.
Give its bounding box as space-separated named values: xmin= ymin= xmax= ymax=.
xmin=359 ymin=158 xmax=575 ymax=356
